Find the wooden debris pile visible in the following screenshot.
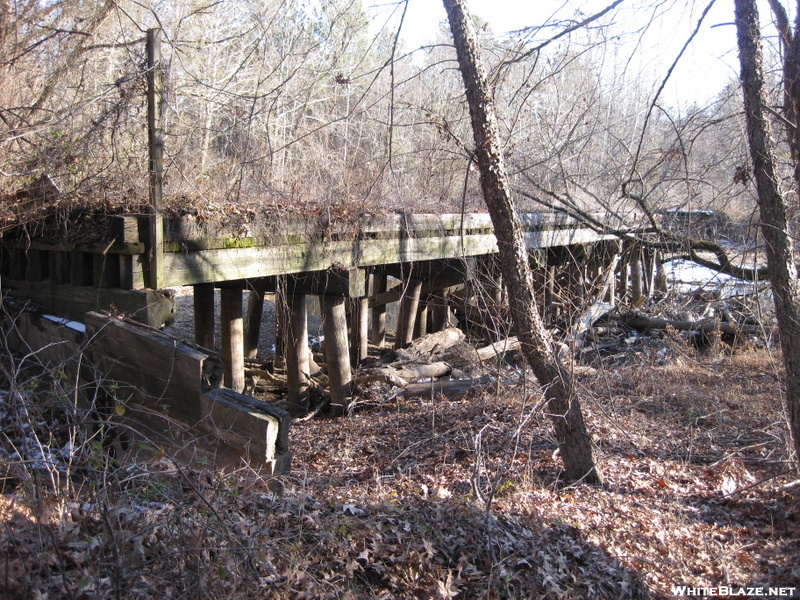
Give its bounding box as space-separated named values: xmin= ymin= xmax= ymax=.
xmin=247 ymin=327 xmax=527 ymax=416
xmin=574 ymin=288 xmax=777 ymax=365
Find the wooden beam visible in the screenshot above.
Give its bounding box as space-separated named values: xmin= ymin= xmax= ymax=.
xmin=220 ymin=288 xmax=245 ymax=393
xmin=321 ymin=295 xmax=351 ymax=415
xmin=84 ymin=312 xmax=222 ymax=422
xmin=289 ymin=267 xmax=366 ymax=297
xmin=3 ymin=280 xmax=175 ymax=327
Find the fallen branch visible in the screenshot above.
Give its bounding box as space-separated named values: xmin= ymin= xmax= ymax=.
xmin=355 ymin=362 xmax=452 ymax=388
xmin=245 ymin=368 xmax=286 ymax=384
xmin=618 ymin=312 xmax=769 ymax=336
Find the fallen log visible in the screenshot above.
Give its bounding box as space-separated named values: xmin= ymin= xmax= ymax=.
xmin=618 ymin=312 xmax=769 ymax=335
xmin=354 ymin=361 xmax=452 ymax=388
xmin=395 ymin=327 xmax=465 ymax=363
xmin=475 ymin=336 xmax=520 ymax=361
xmin=570 ymin=302 xmax=616 ymax=346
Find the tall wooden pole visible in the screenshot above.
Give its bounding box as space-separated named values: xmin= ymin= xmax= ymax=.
xmin=147 ymin=28 xmax=164 ymax=290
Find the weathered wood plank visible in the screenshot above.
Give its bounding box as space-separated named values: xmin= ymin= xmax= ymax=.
xmin=84 ymin=311 xmax=222 ymax=421
xmin=200 ymin=388 xmax=291 ymax=472
xmin=3 ymin=280 xmax=175 ymax=327
xmin=159 ymin=234 xmax=500 ymax=287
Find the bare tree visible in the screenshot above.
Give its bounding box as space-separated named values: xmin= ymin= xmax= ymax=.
xmin=734 ymin=0 xmax=800 ymax=460
xmin=442 ymin=0 xmax=601 ymax=484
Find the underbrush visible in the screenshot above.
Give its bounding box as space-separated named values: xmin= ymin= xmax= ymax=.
xmin=1 ymin=342 xmax=798 ymax=599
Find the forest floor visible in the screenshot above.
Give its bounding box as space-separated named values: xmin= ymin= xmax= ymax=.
xmin=1 ymin=331 xmax=798 ymax=599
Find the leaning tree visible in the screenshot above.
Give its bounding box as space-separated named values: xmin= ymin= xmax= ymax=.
xmin=442 ymin=0 xmax=601 ymax=484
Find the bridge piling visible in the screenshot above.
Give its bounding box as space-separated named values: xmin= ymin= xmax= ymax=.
xmin=220 ymin=287 xmax=245 ymax=393
xmin=285 ymin=292 xmax=310 ymax=412
xmin=193 ymin=283 xmax=215 ymax=350
xmin=321 ymin=295 xmax=351 ymax=415
xmin=395 ymin=278 xmax=422 ymax=349
xmin=244 ymin=289 xmax=264 ymax=359
xmin=370 ymin=267 xmax=388 ymax=347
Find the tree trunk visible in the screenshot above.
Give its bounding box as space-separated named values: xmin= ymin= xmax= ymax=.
xmin=442 ymin=0 xmax=601 ymax=484
xmin=735 ymin=0 xmax=800 ymax=461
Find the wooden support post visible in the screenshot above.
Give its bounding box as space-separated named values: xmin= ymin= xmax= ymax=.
xmin=414 ymin=295 xmax=429 ymax=338
xmin=220 ymin=288 xmax=245 ymax=393
xmin=285 ymin=293 xmax=310 ymax=412
xmin=655 ymin=251 xmax=668 ymax=295
xmin=630 ymin=247 xmax=643 ymax=304
xmin=478 ymin=254 xmax=503 ymax=306
xmin=604 ymin=252 xmax=621 ymax=305
xmin=430 ymin=289 xmax=452 ymax=332
xmin=147 ymin=28 xmax=164 ymax=290
xmin=48 ymin=252 xmax=69 ymax=284
xmin=395 ymin=278 xmax=422 ymax=349
xmin=194 ymin=283 xmax=215 ymax=350
xmin=26 ymin=251 xmax=47 ymax=282
xmin=244 ymin=289 xmax=264 ymax=359
xmin=643 ymin=247 xmax=656 ymax=298
xmin=544 ymin=265 xmax=556 ymax=323
xmin=617 ymin=256 xmax=629 ymax=303
xmin=370 ymin=268 xmax=387 ymax=347
xmin=70 ymin=252 xmax=93 ymax=286
xmin=9 ymin=249 xmax=26 ymax=280
xmin=274 ymin=288 xmax=288 ymax=366
xmin=349 ymin=296 xmax=368 ymax=367
xmin=93 ymin=254 xmax=120 ymax=289
xmin=321 ymin=295 xmax=351 ymax=415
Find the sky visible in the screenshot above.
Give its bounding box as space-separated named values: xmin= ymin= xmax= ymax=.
xmin=366 ymin=0 xmax=753 ymax=109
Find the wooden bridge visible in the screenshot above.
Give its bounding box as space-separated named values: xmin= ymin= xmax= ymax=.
xmin=1 ymin=209 xmax=659 ymax=471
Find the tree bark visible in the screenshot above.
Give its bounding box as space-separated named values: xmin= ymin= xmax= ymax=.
xmin=735 ymin=0 xmax=800 ymax=460
xmin=443 ymin=0 xmax=601 ymax=484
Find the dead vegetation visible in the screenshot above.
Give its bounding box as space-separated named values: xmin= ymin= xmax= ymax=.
xmin=1 ymin=317 xmax=798 ymax=599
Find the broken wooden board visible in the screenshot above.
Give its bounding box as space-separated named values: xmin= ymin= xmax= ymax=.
xmin=84 ymin=311 xmax=222 ymax=422
xmin=200 ymin=388 xmax=291 ymax=474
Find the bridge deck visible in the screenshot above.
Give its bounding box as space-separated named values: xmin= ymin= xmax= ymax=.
xmin=159 ymin=212 xmax=617 ymax=287
xmin=0 ymin=211 xmax=623 ymax=325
